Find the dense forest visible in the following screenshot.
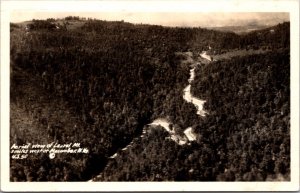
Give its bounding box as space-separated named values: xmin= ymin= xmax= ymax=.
xmin=10 ymin=18 xmax=290 ymax=181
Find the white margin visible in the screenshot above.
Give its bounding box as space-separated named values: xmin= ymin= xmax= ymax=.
xmin=1 ymin=0 xmax=299 ymax=191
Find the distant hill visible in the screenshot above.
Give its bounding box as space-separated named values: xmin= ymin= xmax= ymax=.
xmin=207 ymin=24 xmax=271 ymax=34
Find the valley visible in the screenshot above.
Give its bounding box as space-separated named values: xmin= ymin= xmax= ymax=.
xmin=10 ymin=18 xmax=290 ymax=181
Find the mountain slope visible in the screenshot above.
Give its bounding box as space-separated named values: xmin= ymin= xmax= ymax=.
xmin=10 ymin=19 xmax=290 ymax=181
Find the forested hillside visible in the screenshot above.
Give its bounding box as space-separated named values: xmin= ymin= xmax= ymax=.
xmin=10 ymin=18 xmax=290 ymax=181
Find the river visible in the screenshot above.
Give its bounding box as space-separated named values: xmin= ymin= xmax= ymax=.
xmin=88 ymin=50 xmax=211 ymax=181
xmin=148 ymin=51 xmax=210 ymax=144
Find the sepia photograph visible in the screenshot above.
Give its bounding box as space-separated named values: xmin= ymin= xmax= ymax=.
xmin=1 ymin=0 xmax=299 ymax=191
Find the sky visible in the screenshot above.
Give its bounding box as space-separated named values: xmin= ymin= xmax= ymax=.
xmin=11 ymin=12 xmax=289 ymax=27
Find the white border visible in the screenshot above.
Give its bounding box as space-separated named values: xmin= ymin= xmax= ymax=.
xmin=1 ymin=0 xmax=299 ymax=191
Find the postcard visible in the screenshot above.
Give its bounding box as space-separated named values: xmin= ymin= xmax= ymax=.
xmin=1 ymin=0 xmax=299 ymax=191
